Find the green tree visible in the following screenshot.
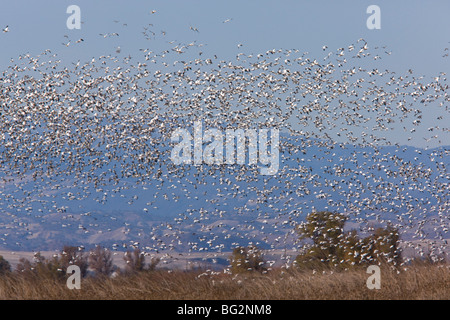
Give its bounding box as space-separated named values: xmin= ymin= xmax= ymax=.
xmin=340 ymin=229 xmax=365 ymax=266
xmin=296 ymin=211 xmax=347 ymax=268
xmin=295 ymin=211 xmax=402 ymax=270
xmin=362 ymin=225 xmax=402 ymax=266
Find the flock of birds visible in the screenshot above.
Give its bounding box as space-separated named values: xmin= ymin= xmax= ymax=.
xmin=0 ymin=15 xmax=449 ymax=267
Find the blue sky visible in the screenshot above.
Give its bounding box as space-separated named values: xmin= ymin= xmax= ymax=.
xmin=0 ymin=1 xmax=449 ymax=72
xmin=0 ymin=0 xmax=449 ymax=147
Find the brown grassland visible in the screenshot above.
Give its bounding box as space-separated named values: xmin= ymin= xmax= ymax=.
xmin=0 ymin=264 xmax=449 ymax=300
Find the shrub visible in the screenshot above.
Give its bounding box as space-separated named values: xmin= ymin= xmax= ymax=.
xmin=362 ymin=225 xmax=402 ymax=266
xmin=229 ymin=246 xmax=266 ymax=274
xmin=295 ymin=211 xmax=402 ymax=270
xmin=0 ymin=255 xmax=11 ymax=275
xmin=59 ymin=245 xmax=89 ymax=277
xmin=123 ymin=248 xmax=160 ymax=274
xmin=89 ymin=245 xmax=114 ymax=276
xmin=15 ymin=252 xmax=65 ymax=281
xmin=123 ymin=248 xmax=146 ymax=273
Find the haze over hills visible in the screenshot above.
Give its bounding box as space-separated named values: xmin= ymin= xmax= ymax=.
xmin=1 ymin=134 xmax=448 ymax=257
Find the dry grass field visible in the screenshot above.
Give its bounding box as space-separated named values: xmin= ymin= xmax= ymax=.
xmin=0 ymin=264 xmax=448 ymax=300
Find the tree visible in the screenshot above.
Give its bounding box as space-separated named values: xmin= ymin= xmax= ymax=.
xmin=296 ymin=211 xmax=347 ymax=268
xmin=123 ymin=248 xmax=146 ymax=273
xmin=59 ymin=245 xmax=89 ymax=277
xmin=89 ymin=245 xmax=114 ymax=276
xmin=147 ymin=256 xmax=160 ymax=271
xmin=340 ymin=229 xmax=365 ymax=266
xmin=297 ymin=211 xmax=347 ymax=246
xmin=123 ymin=248 xmax=160 ymax=274
xmin=229 ymin=246 xmax=266 ymax=274
xmin=295 ymin=211 xmax=402 ymax=270
xmin=363 ymin=225 xmax=402 ymax=266
xmin=0 ymin=255 xmax=11 ymax=275
xmin=16 ymin=257 xmax=34 ymax=276
xmin=15 ymin=252 xmax=65 ymax=280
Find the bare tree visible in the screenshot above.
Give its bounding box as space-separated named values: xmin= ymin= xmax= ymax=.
xmin=0 ymin=255 xmax=11 ymax=275
xmin=59 ymin=245 xmax=89 ymax=277
xmin=15 ymin=252 xmax=65 ymax=280
xmin=123 ymin=248 xmax=160 ymax=273
xmin=89 ymin=245 xmax=114 ymax=276
xmin=123 ymin=248 xmax=146 ymax=273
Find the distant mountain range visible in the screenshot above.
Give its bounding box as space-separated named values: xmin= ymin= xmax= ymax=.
xmin=0 ymin=134 xmax=448 ymax=252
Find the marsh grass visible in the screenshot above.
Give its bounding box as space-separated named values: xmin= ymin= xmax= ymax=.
xmin=0 ymin=264 xmax=448 ymax=300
